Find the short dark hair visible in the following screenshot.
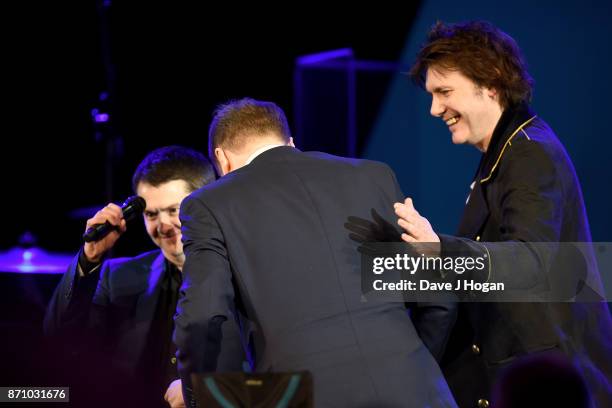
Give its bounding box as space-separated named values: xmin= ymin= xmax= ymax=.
xmin=409 ymin=21 xmax=534 ymax=109
xmin=132 ymin=145 xmax=216 ymax=193
xmin=208 ymin=98 xmax=291 ymax=161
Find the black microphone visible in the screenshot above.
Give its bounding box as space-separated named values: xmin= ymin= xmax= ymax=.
xmin=83 ymin=196 xmax=147 ymax=243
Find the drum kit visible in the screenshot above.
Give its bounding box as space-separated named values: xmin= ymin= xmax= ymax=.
xmin=1 ymin=199 xmax=146 ymax=274
xmin=0 ymin=230 xmax=75 ymax=274
xmin=0 ymin=245 xmax=72 ymax=274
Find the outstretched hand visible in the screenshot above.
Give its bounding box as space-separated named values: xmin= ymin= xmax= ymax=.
xmin=345 ymin=208 xmax=402 ymax=244
xmin=394 ymin=198 xmax=440 ymax=257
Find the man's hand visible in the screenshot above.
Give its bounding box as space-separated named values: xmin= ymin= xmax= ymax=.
xmin=345 ymin=209 xmax=402 ymax=244
xmin=394 ymin=198 xmax=440 ymax=257
xmin=83 ymin=203 xmax=127 ymax=263
xmin=164 ymin=379 xmax=185 ymax=408
xmin=394 ymin=198 xmax=439 ymax=243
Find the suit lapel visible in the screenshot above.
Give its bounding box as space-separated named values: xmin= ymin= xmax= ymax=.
xmin=457 ymin=180 xmax=489 ymax=238
xmin=479 ymin=104 xmax=536 ymax=185
xmin=457 ymin=104 xmax=536 ymax=239
xmin=114 ymin=252 xmax=166 ymax=373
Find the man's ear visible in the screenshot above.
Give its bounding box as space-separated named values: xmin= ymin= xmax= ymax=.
xmin=287 ymin=137 xmax=295 ymax=148
xmin=486 ymin=87 xmax=498 ymax=100
xmin=214 ymin=147 xmax=230 ymax=176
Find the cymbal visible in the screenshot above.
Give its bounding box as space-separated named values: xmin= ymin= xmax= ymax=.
xmin=0 ymin=246 xmax=73 ymax=274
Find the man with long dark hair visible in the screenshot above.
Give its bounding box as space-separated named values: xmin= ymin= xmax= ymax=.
xmin=396 ymin=21 xmax=612 ymax=407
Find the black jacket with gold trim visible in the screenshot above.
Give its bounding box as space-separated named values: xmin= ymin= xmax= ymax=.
xmin=439 ymin=104 xmax=612 ymax=407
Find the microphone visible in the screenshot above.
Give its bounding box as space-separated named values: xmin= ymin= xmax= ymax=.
xmin=83 ymin=196 xmax=147 ymax=243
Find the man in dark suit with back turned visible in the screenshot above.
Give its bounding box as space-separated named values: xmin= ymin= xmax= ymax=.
xmin=175 ymin=98 xmax=458 ymax=407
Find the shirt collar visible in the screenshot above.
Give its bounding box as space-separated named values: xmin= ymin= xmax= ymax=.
xmin=245 ymin=143 xmax=286 ymax=165
xmin=478 ymin=103 xmax=536 ymax=183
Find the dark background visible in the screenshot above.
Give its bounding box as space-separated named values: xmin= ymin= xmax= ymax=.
xmin=6 ymin=1 xmax=612 ymax=255
xmin=4 ymin=2 xmax=419 ymax=256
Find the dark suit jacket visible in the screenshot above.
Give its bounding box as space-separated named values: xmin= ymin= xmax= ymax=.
xmin=175 ymin=147 xmax=457 ymax=408
xmin=439 ymin=104 xmax=612 ymax=407
xmin=44 ymin=249 xmax=245 ymax=381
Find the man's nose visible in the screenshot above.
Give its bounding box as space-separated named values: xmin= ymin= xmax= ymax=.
xmin=158 ymin=212 xmax=174 ymax=228
xmin=430 ymin=96 xmax=445 ymax=118
xmin=157 ymin=219 xmax=175 ymax=236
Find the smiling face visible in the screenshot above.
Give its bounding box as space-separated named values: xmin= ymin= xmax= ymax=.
xmin=425 ymin=66 xmax=503 ymax=152
xmin=136 ymin=179 xmax=192 ymax=268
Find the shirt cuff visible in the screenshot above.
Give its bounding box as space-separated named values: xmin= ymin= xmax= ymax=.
xmin=77 ymin=247 xmax=103 ymax=276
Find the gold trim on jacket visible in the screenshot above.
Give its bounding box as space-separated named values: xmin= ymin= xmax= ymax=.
xmin=480 ymin=115 xmax=537 ymax=183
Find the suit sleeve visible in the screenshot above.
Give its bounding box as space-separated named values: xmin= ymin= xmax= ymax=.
xmin=43 ymin=250 xmax=102 ymax=337
xmin=383 ymin=163 xmax=457 ymax=362
xmin=174 ymin=194 xmax=238 ymax=403
xmin=88 ymin=259 xmax=114 ymax=341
